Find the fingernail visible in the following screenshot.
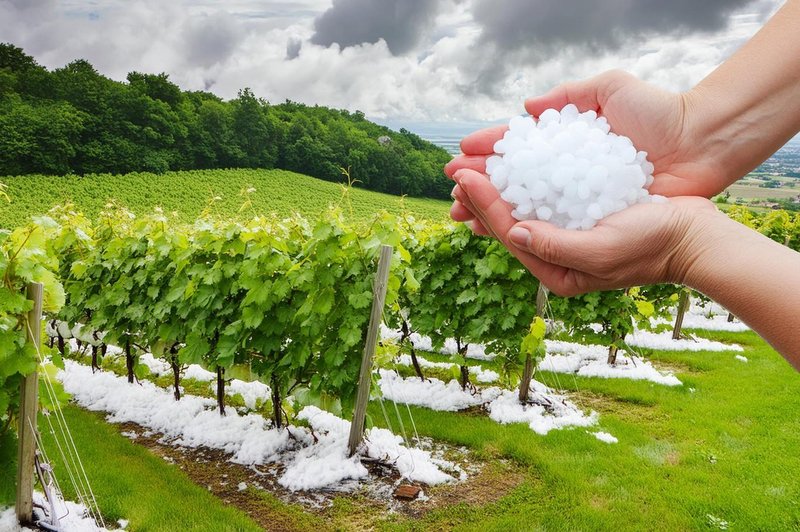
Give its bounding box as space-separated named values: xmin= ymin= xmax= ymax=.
xmin=508 ymin=227 xmax=530 ymax=247
xmin=453 ymin=170 xmax=469 ymax=190
xmin=450 ymin=184 xmax=458 ymax=199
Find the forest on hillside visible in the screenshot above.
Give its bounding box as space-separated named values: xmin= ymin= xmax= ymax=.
xmin=0 ymin=44 xmax=452 ymax=199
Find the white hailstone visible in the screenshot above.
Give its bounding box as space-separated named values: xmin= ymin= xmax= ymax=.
xmin=486 ymin=105 xmax=667 ymax=230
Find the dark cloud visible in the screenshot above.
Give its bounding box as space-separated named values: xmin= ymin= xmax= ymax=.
xmin=286 ymin=36 xmax=302 ymax=60
xmin=310 ymin=0 xmax=442 ymax=55
xmin=468 ymin=0 xmax=760 ymax=95
xmin=6 ymin=0 xmax=54 ymax=10
xmin=473 ymin=0 xmax=756 ymax=51
xmin=183 ymin=13 xmax=243 ymax=68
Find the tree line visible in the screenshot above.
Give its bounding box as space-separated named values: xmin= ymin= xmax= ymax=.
xmin=0 ymin=44 xmax=452 ymax=199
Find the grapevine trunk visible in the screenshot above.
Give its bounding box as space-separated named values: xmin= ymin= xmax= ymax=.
xmin=672 ymin=289 xmax=690 ymax=340
xmin=170 ymin=346 xmax=181 ymax=401
xmin=607 ymin=344 xmax=619 ymax=365
xmin=271 ymin=376 xmax=282 ymax=429
xmin=400 ymin=321 xmax=425 ymax=381
xmin=125 ymin=336 xmax=134 ymax=384
xmin=518 ymin=354 xmax=535 ymax=403
xmin=216 ymin=367 xmax=225 ymax=416
xmin=91 ymin=345 xmax=99 ymax=373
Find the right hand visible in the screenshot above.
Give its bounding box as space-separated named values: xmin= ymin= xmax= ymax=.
xmin=445 ymin=70 xmax=730 ymax=201
xmin=450 ymin=168 xmax=723 ymax=297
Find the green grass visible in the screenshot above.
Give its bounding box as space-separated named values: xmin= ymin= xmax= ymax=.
xmin=0 ymin=168 xmax=451 ymax=229
xmin=37 ymin=405 xmax=264 ymax=531
xmin=8 ymin=330 xmax=799 ymax=530
xmin=368 ymin=330 xmax=800 ymax=531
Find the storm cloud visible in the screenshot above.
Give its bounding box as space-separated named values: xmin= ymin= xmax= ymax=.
xmin=465 ymin=0 xmax=763 ymax=95
xmin=310 ymin=0 xmax=443 ymax=55
xmin=0 ymin=0 xmax=782 ymax=122
xmin=473 ymin=0 xmax=757 ymax=52
xmin=183 ymin=13 xmax=245 ymax=68
xmin=286 ymin=36 xmax=302 ymax=59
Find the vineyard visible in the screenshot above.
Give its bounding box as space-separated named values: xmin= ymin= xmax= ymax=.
xmin=2 ymin=197 xmax=800 ymax=530
xmin=0 ymin=168 xmax=451 ymax=230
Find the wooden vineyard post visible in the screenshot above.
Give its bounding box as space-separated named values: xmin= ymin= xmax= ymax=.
xmin=348 ymin=245 xmax=393 ymax=457
xmin=672 ymin=288 xmax=691 ymax=340
xmin=16 ymin=282 xmax=43 ymax=525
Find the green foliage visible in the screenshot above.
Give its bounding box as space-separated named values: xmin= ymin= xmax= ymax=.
xmin=726 ymin=205 xmax=757 ymax=228
xmin=550 ymin=287 xmax=657 ymax=350
xmin=758 ymin=209 xmax=794 ymax=246
xmin=403 ymin=224 xmax=539 ymax=388
xmin=520 ymin=317 xmax=547 ymax=364
xmin=51 ymin=205 xmax=412 ymax=425
xmin=0 ymin=217 xmax=64 ymax=432
xmin=408 ymin=224 xmax=490 ymax=378
xmin=0 ymin=44 xmax=452 ymax=200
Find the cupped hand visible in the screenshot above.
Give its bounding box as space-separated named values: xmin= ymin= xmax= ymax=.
xmin=451 ymin=168 xmax=720 ymax=297
xmin=445 ymin=70 xmax=729 ymax=223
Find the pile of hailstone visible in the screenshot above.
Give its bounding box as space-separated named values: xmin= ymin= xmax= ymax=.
xmin=486 ymin=104 xmax=667 ymax=230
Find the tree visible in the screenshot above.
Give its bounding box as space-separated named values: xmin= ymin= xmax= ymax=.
xmin=127 ymin=72 xmax=183 ymax=108
xmin=230 ymin=88 xmax=279 ymax=169
xmin=0 ymin=98 xmax=84 ymax=175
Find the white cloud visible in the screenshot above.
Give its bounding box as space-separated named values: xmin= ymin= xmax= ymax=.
xmin=0 ymin=0 xmax=783 ymax=124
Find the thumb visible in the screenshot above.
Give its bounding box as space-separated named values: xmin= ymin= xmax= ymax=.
xmin=507 ymin=221 xmax=604 ymax=271
xmin=525 ymin=69 xmax=630 ymax=117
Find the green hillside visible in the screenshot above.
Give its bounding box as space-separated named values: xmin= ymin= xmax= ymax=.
xmin=0 ymin=44 xmax=453 ymax=200
xmin=0 ymin=168 xmax=451 ymax=229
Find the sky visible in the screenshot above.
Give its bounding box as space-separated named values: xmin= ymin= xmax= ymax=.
xmin=0 ymin=0 xmax=785 ymax=131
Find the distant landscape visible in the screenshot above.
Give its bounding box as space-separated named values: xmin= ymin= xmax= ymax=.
xmin=0 ymin=44 xmax=453 ymax=200
xmin=411 ymin=122 xmax=800 ymax=211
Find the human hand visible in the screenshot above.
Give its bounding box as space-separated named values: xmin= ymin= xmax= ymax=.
xmin=445 ymin=70 xmax=730 ymax=212
xmin=451 ymin=168 xmax=721 ymax=296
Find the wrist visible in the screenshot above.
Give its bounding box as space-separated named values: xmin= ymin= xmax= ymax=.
xmin=665 ymin=203 xmax=732 ymax=289
xmin=679 ymin=85 xmax=731 ymax=162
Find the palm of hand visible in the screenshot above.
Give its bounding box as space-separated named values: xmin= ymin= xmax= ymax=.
xmin=448 ymin=72 xmax=727 ymax=199
xmin=595 ymin=79 xmax=724 ymax=198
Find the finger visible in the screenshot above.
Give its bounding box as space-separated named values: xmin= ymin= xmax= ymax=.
xmin=449 ymin=199 xmax=475 ymax=222
xmin=459 ymin=125 xmax=508 ymax=156
xmin=454 ymin=169 xmax=516 ymax=241
xmin=453 ymin=178 xmax=501 ymax=241
xmin=506 ymin=222 xmax=611 ymax=295
xmin=507 ymin=220 xmax=610 ymax=272
xmin=468 ymin=219 xmax=491 ymax=236
xmin=525 ymin=70 xmax=630 ymax=117
xmin=445 ymin=155 xmax=490 ymax=180
xmin=445 ymin=190 xmax=492 ymax=237
xmin=525 ymin=82 xmax=601 ymax=117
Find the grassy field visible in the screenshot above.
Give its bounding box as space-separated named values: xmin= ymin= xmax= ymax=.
xmin=0 ymin=169 xmax=451 ymax=229
xmin=39 ymin=406 xmax=265 ymax=531
xmin=725 ymin=182 xmax=799 ymax=201
xmin=377 ymin=331 xmax=800 ymax=531
xmin=11 ymin=329 xmax=799 ymax=531
xmin=3 ymin=170 xmax=799 ymax=530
